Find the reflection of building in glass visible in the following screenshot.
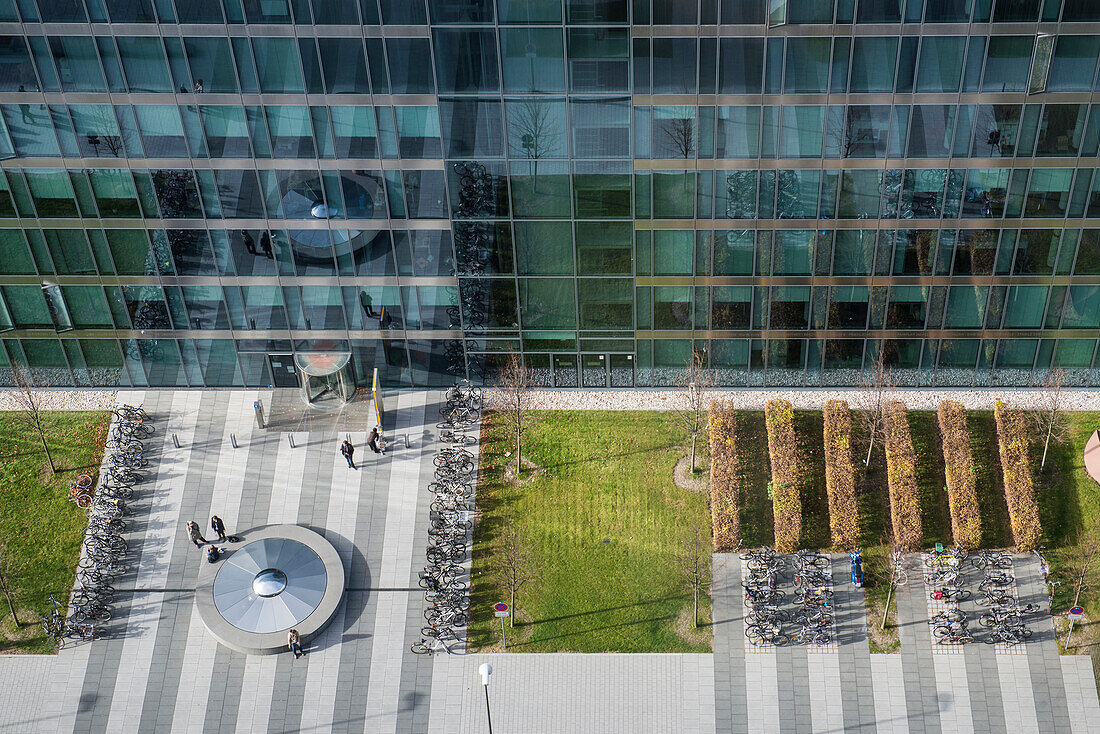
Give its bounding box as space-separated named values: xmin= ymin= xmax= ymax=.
xmin=0 ymin=1 xmax=1099 ymax=388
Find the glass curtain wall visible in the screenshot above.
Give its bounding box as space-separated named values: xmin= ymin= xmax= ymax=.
xmin=0 ymin=0 xmax=1097 ymax=387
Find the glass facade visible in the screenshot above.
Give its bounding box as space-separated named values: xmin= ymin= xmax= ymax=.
xmin=0 ymin=0 xmax=1099 ymax=388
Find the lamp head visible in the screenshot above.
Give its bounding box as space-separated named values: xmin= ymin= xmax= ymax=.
xmin=478 ymin=663 xmax=493 ymax=686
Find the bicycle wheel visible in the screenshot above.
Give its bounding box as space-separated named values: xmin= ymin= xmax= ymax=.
xmin=745 ymin=627 xmax=766 ymax=646
xmin=76 ymin=493 xmax=92 ymax=508
xmin=933 ymin=625 xmax=952 ymax=638
xmin=411 ymin=639 xmax=434 ymax=655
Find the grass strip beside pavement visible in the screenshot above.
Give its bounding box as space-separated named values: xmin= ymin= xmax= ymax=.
xmin=0 ymin=411 xmax=110 ymax=654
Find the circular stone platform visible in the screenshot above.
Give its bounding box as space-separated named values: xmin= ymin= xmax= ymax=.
xmin=195 ymin=524 xmax=345 ymax=654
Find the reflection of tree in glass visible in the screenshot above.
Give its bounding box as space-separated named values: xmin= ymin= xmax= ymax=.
xmin=508 ymin=99 xmax=558 ymax=192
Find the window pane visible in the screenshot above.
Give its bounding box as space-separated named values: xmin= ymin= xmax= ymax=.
xmin=578 ymin=277 xmax=631 ymax=328
xmin=50 ymin=36 xmax=107 ymax=92
xmin=776 ymin=170 xmax=820 ymax=218
xmin=134 ymin=105 xmax=187 ymax=157
xmin=983 ymin=37 xmax=1032 ymax=92
xmin=265 ymin=105 xmax=314 ymax=158
xmin=1024 ymin=169 xmax=1072 ymax=217
xmin=433 ymin=30 xmax=499 ymax=94
xmin=439 ymin=99 xmax=504 ymax=158
xmin=520 ymin=278 xmax=575 ymax=328
xmin=719 ymin=39 xmax=763 ymax=94
xmin=971 ymin=104 xmax=1020 ymax=157
xmin=784 ymin=38 xmax=830 ymax=93
xmin=716 ymin=106 xmax=760 ymax=158
xmin=505 ymin=98 xmax=567 ymax=158
xmin=850 ymin=38 xmax=897 ymax=92
xmin=500 ymin=28 xmax=565 ymax=93
xmin=779 ymin=106 xmax=824 ymax=158
xmin=1035 ymin=104 xmax=1087 ymax=157
xmin=908 ymin=105 xmax=956 ymax=158
xmin=566 ymin=28 xmax=628 ymax=93
xmin=200 ymin=105 xmax=250 ymax=158
xmin=386 ymin=38 xmax=435 ymax=94
xmin=317 ymin=38 xmax=368 ymax=94
xmin=1003 ymin=285 xmax=1047 ymax=328
xmin=571 ymin=97 xmax=630 ymax=158
xmin=251 ymin=38 xmax=304 ymax=93
xmin=330 ymin=106 xmax=377 ymax=158
xmin=916 ymin=36 xmax=965 ymax=92
xmin=1049 ymin=36 xmax=1100 ymax=91
xmin=183 ymin=37 xmax=238 ymax=93
xmin=652 ymin=38 xmax=697 ymax=94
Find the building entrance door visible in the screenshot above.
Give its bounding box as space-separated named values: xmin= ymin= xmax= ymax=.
xmin=269 ymin=354 xmax=298 ymax=388
xmin=581 ymin=354 xmax=607 ymax=387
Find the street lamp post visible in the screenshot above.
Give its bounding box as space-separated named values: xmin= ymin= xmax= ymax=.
xmin=479 ymin=663 xmax=493 ymax=734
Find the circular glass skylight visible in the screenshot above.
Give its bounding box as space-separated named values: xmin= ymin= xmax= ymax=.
xmin=213 ymin=538 xmax=327 ymax=634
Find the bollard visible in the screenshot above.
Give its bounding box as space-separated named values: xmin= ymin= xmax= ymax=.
xmin=404 ymin=433 xmax=410 ymax=448
xmin=173 ymin=433 xmax=181 ymax=448
xmin=231 ymin=433 xmax=238 ymax=449
xmin=288 ymin=434 xmax=295 ymax=448
xmin=254 ymin=400 xmax=265 ymax=429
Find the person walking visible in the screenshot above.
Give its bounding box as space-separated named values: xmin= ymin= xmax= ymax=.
xmin=367 ymin=426 xmax=383 ymax=455
xmin=186 ymin=521 xmax=206 ymax=548
xmin=340 ymin=439 xmax=356 ymax=469
xmin=211 ymin=515 xmax=227 ymax=542
xmin=288 ymin=629 xmax=304 ymax=658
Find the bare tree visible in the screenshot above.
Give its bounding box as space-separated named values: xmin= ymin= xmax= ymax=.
xmin=489 ymin=517 xmax=536 ymax=631
xmin=0 ymin=541 xmax=24 ymax=627
xmin=659 ymin=113 xmax=696 ymax=159
xmin=508 ymin=99 xmax=559 ymax=190
xmin=8 ymin=365 xmax=56 ymax=475
xmin=1067 ymin=525 xmax=1100 ymax=610
xmin=675 ymin=352 xmax=714 ymax=474
xmin=674 ymin=522 xmax=712 ymax=628
xmin=854 ymin=349 xmax=897 ymax=467
xmin=1063 ymin=525 xmax=1100 ymax=647
xmin=495 ymin=350 xmax=538 ymax=480
xmin=1031 ymin=368 xmax=1071 ymax=471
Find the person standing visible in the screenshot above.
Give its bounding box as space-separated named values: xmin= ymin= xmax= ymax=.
xmin=367 ymin=426 xmax=382 ymax=455
xmin=211 ymin=515 xmax=227 ymax=542
xmin=186 ymin=521 xmax=206 ymax=548
xmin=340 ymin=439 xmax=356 ymax=469
xmin=288 ymin=629 xmax=304 ymax=658
xmin=359 ymin=290 xmax=376 ymax=318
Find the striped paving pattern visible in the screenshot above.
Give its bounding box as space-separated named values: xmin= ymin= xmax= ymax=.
xmin=0 ymin=390 xmax=439 ymax=734
xmin=1 ymin=391 xmax=1099 ymax=733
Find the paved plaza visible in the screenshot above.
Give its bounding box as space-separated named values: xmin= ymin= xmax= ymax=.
xmin=0 ymin=390 xmax=1098 ymax=733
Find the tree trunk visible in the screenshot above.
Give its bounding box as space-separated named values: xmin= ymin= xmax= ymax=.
xmin=1041 ymin=420 xmax=1053 ymax=471
xmin=693 ymin=584 xmax=699 ymax=628
xmin=881 ymin=582 xmax=893 ymax=630
xmin=690 ymin=433 xmax=697 ymax=473
xmin=510 ymin=587 xmax=515 ymax=629
xmin=0 ymin=573 xmax=19 ymax=627
xmin=516 ymin=429 xmax=522 ymax=481
xmin=39 ymin=430 xmax=56 ymax=474
xmin=865 ymin=431 xmax=875 ymax=467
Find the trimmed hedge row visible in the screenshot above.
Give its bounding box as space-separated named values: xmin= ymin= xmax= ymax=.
xmin=765 ymin=399 xmax=802 ymax=553
xmin=883 ymin=401 xmax=922 ymax=551
xmin=707 ymin=399 xmax=742 ymax=551
xmin=993 ymin=401 xmax=1042 ymax=551
xmin=937 ymin=401 xmax=982 ymax=549
xmin=822 ymin=400 xmax=860 ymax=550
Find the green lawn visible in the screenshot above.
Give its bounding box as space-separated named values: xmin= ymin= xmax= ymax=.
xmin=0 ymin=411 xmax=110 ymax=653
xmin=468 ymin=411 xmax=712 ymax=653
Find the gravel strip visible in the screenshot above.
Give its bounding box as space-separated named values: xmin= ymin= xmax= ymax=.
xmin=484 ymin=387 xmax=1100 ymax=412
xmin=0 ymin=389 xmax=119 ymax=411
